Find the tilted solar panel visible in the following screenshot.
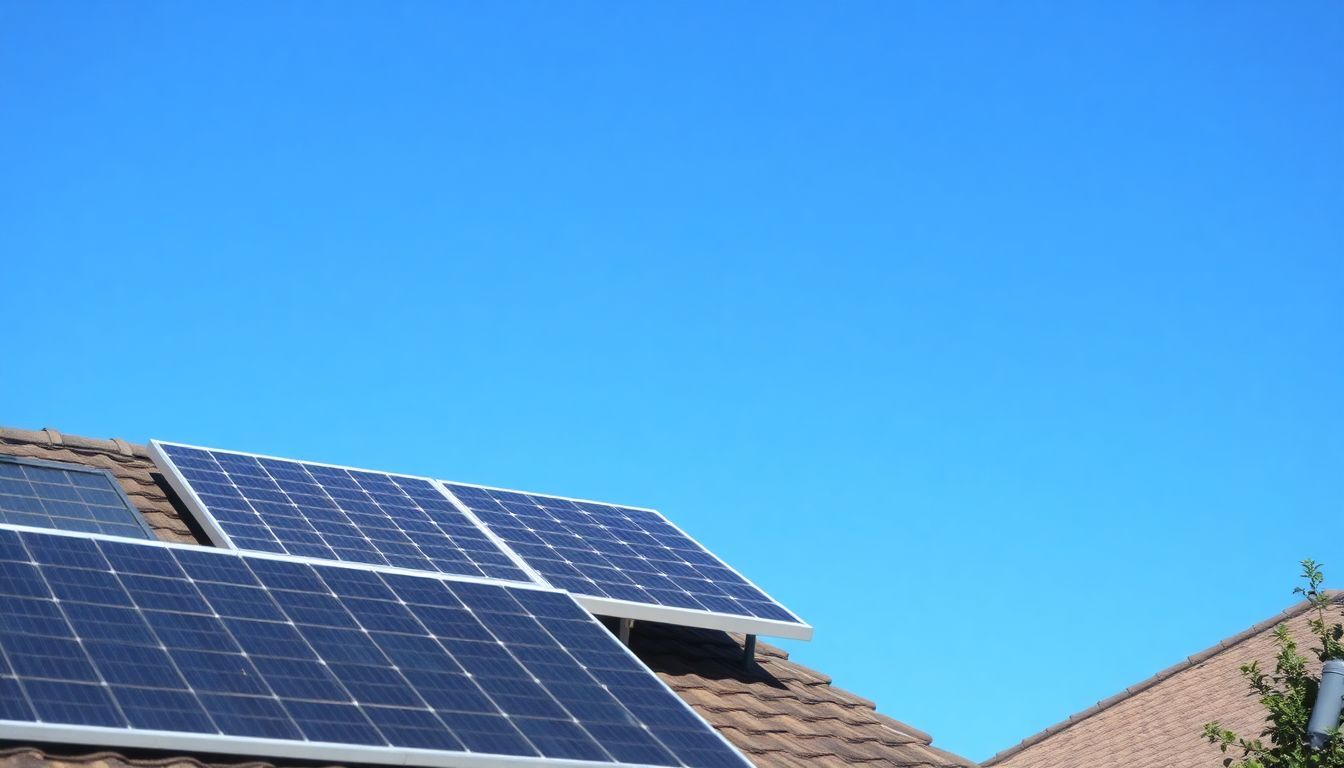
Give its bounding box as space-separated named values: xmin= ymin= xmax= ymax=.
xmin=149 ymin=441 xmax=531 ymax=584
xmin=0 ymin=527 xmax=751 ymax=768
xmin=439 ymin=483 xmax=811 ymax=641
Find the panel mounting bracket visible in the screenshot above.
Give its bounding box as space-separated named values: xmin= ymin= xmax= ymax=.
xmin=618 ymin=617 xmax=634 ymax=645
xmin=742 ymin=634 xmax=757 ymax=668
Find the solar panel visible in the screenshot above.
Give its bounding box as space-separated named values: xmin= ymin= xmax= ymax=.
xmin=0 ymin=526 xmax=751 ymax=768
xmin=0 ymin=456 xmax=153 ymax=541
xmin=439 ymin=483 xmax=812 ymax=641
xmin=149 ymin=441 xmax=531 ymax=584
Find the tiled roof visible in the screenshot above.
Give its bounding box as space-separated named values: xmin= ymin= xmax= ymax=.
xmin=0 ymin=426 xmax=976 ymax=768
xmin=984 ymin=594 xmax=1342 ymax=768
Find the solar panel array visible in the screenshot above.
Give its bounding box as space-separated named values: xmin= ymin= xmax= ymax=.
xmin=0 ymin=457 xmax=151 ymax=541
xmin=441 ymin=484 xmax=804 ymax=628
xmin=0 ymin=528 xmax=750 ymax=768
xmin=153 ymin=443 xmax=529 ymax=583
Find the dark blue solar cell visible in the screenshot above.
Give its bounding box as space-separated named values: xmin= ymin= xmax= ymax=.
xmin=475 ymin=612 xmax=557 ymax=646
xmin=0 ymin=633 xmax=99 ymax=681
xmin=568 ymin=644 xmax=648 ymax=674
xmin=246 ymin=557 xmax=326 ymax=592
xmin=515 ymin=717 xmax=611 ymax=761
xmin=147 ymin=611 xmax=239 ymax=653
xmin=511 ymin=587 xmax=595 ymax=621
xmin=199 ymin=693 xmax=302 ymax=740
xmin=443 ymin=712 xmax=538 ymax=756
xmin=546 ymin=619 xmax=620 ymax=650
xmin=445 ymin=640 xmax=529 ymax=680
xmin=97 ymin=540 xmax=183 ymax=577
xmin=24 ymin=679 xmax=126 ymax=727
xmin=663 ymin=742 xmax=748 ymax=768
xmin=586 ymin=723 xmax=680 ymax=765
xmin=97 ymin=523 xmax=150 ymax=539
xmin=229 ymin=536 xmax=286 ymax=554
xmin=64 ymin=603 xmax=158 ymax=645
xmin=412 ymin=605 xmax=494 ymax=642
xmin=694 ymin=594 xmax=743 ymax=614
xmin=43 ymin=565 xmax=132 ymax=606
xmin=0 ymin=676 xmax=35 ymax=720
xmin=224 ymin=618 xmax=316 ymax=659
xmin=644 ymin=588 xmax=708 ymax=610
xmin=744 ymin=600 xmax=800 ymax=622
xmin=368 ymin=632 xmax=449 ymax=671
xmin=407 ymin=669 xmax=493 ymax=712
xmin=448 ymin=580 xmax=527 ymax=613
xmin=170 ymin=650 xmax=269 ymax=696
xmin=282 ymin=699 xmax=386 ymax=745
xmin=270 ymin=588 xmax=353 ymax=627
xmin=328 ymin=663 xmax=422 ymax=707
xmin=121 ymin=573 xmax=212 ymax=614
xmin=342 ymin=596 xmax=424 ymax=635
xmin=83 ymin=641 xmax=187 ymax=688
xmin=475 ymin=677 xmax=566 ymax=715
xmin=301 ymin=625 xmax=389 ymax=666
xmin=380 ymin=571 xmax=460 ymax=606
xmin=0 ymin=595 xmax=71 ymax=636
xmin=509 ymin=643 xmax=579 ymax=669
xmin=0 ymin=562 xmax=52 ymax=599
xmin=363 ymin=706 xmax=463 ymax=750
xmin=318 ymin=565 xmax=396 ymax=599
xmin=195 ymin=582 xmax=287 ymax=621
xmin=249 ymin=656 xmax=349 ymax=702
xmin=627 ymin=699 xmax=709 ymax=731
xmin=112 ymin=686 xmax=216 ymax=733
xmin=21 ymin=532 xmax=109 ymax=569
xmin=558 ymin=688 xmax=637 ymax=724
xmin=0 ymin=529 xmax=33 ymax=562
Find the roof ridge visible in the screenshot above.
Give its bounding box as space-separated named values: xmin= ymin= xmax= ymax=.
xmin=982 ymin=592 xmax=1344 ymax=765
xmin=0 ymin=425 xmax=147 ymax=458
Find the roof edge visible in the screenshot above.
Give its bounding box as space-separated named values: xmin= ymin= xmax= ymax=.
xmin=0 ymin=426 xmax=148 ymax=458
xmin=982 ymin=591 xmax=1344 ymax=765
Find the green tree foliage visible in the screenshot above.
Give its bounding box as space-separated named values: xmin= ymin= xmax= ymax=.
xmin=1203 ymin=560 xmax=1344 ymax=767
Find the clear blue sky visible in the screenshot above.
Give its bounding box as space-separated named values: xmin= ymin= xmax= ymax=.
xmin=2 ymin=3 xmax=1341 ymax=761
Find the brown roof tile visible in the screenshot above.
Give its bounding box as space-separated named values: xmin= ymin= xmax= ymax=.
xmin=984 ymin=594 xmax=1343 ymax=768
xmin=0 ymin=426 xmax=977 ymax=768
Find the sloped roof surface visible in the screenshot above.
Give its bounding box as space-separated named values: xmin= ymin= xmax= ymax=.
xmin=0 ymin=426 xmax=976 ymax=768
xmin=985 ymin=595 xmax=1340 ymax=767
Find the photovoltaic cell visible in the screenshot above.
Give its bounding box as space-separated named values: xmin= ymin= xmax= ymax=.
xmin=150 ymin=443 xmax=529 ymax=583
xmin=441 ymin=483 xmax=807 ymax=630
xmin=0 ymin=527 xmax=749 ymax=768
xmin=0 ymin=457 xmax=151 ymax=541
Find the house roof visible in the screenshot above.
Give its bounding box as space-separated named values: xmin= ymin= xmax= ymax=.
xmin=984 ymin=592 xmax=1342 ymax=767
xmin=0 ymin=426 xmax=976 ymax=768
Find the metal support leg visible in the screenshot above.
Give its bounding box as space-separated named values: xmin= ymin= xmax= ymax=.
xmin=742 ymin=634 xmax=757 ymax=668
xmin=619 ymin=618 xmax=634 ymax=645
